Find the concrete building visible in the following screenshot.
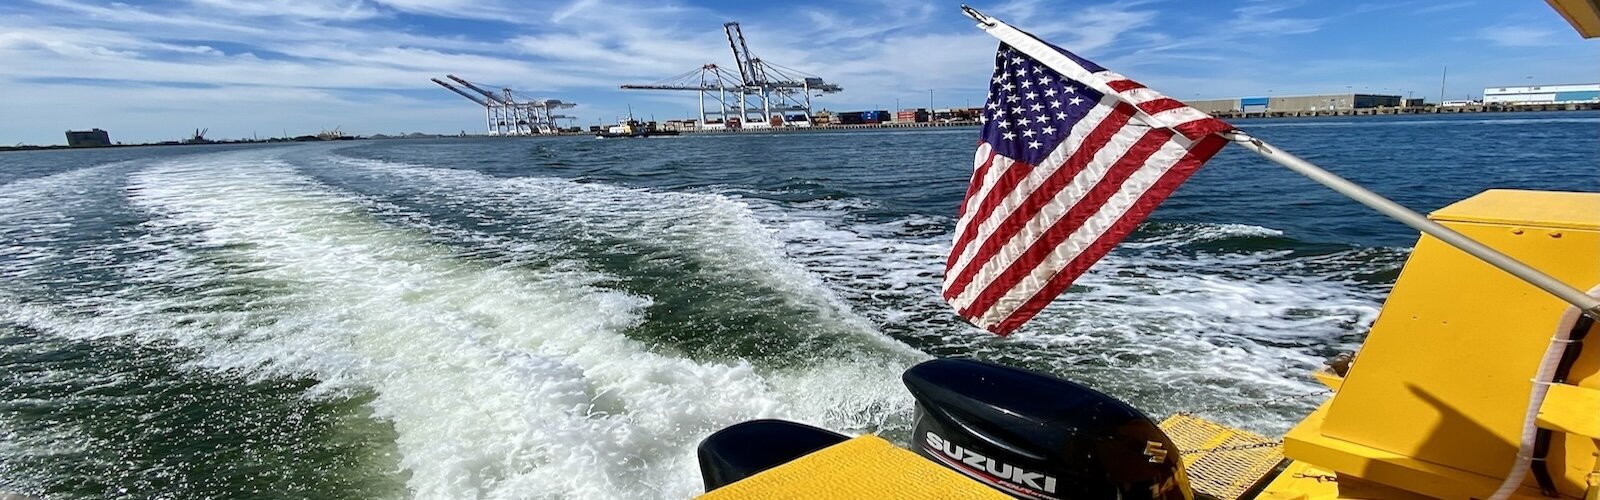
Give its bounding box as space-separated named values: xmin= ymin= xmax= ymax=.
xmin=1188 ymin=93 xmax=1403 ymax=114
xmin=65 ymin=129 xmax=111 ymax=147
xmin=1188 ymin=98 xmax=1242 ymax=114
xmin=1483 ymin=83 xmax=1600 ymax=104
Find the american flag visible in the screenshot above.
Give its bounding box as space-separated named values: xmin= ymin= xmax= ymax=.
xmin=942 ymin=41 xmax=1234 ymax=335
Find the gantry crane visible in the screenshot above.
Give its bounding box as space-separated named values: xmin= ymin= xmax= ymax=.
xmin=431 ymin=75 xmax=577 ymax=136
xmin=621 ymin=22 xmax=841 ymax=130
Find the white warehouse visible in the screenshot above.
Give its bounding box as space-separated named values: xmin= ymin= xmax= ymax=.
xmin=1483 ymin=83 xmax=1600 ymax=104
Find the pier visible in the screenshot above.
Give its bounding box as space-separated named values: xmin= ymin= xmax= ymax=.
xmin=1206 ymin=101 xmax=1600 ymax=119
xmin=669 ymin=103 xmax=1599 ymax=135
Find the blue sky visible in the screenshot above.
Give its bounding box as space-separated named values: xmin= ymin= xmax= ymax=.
xmin=1 ymin=0 xmax=1593 ymax=144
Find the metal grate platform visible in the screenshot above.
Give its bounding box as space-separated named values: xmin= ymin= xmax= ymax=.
xmin=1160 ymin=414 xmax=1285 ymax=500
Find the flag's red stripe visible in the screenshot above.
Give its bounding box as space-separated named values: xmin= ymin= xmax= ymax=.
xmin=1106 ymin=79 xmax=1144 ymax=92
xmin=946 ymin=149 xmax=1001 ymax=269
xmin=988 ymin=135 xmax=1229 ymax=335
xmin=1172 ymin=118 xmax=1234 ymax=141
xmin=954 ymin=147 xmax=999 ymax=220
xmin=959 ymin=128 xmax=1174 ymax=324
xmin=1136 ymin=98 xmax=1187 ymax=116
xmin=946 ymin=153 xmax=1030 ymax=270
xmin=942 ymin=104 xmax=1137 ymax=301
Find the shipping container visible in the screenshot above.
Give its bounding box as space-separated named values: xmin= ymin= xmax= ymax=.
xmin=834 ymin=110 xmax=890 ymax=125
xmin=895 ymin=110 xmax=930 ymax=123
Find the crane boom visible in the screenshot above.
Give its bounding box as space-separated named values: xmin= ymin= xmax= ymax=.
xmin=432 ymin=78 xmax=490 ymax=106
xmin=432 ymin=74 xmax=575 ymax=136
xmin=447 ymin=74 xmax=508 ymax=104
xmin=620 ymin=83 xmax=820 ymax=91
xmin=723 ymin=22 xmax=759 ymax=86
xmin=621 ymin=84 xmax=725 ymax=91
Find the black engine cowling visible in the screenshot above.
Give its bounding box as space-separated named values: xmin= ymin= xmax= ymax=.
xmin=697 ymin=419 xmax=849 ymax=491
xmin=903 ymin=358 xmax=1191 ymax=499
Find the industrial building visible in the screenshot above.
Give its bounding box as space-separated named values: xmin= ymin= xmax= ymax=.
xmin=1188 ymin=93 xmax=1403 ymax=114
xmin=1483 ymin=83 xmax=1600 ymax=104
xmin=65 ymin=129 xmax=111 ymax=147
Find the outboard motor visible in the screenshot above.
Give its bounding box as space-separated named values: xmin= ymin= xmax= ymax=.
xmin=697 ymin=419 xmax=848 ymax=491
xmin=903 ymin=358 xmax=1192 ymax=499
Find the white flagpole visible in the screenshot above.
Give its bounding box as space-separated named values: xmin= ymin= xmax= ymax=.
xmin=959 ymin=5 xmax=1600 ymax=319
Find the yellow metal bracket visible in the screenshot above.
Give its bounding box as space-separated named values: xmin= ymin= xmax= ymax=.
xmin=1311 ymin=370 xmax=1343 ymax=392
xmin=1538 ymin=382 xmax=1600 ymax=439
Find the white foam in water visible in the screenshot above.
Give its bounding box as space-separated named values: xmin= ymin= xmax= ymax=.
xmin=328 ymin=153 xmax=930 ymax=419
xmin=328 ymin=155 xmax=919 ymax=347
xmin=724 ymin=193 xmax=1386 ymax=434
xmin=75 ymin=150 xmax=917 ymax=499
xmin=326 ymin=156 xmax=929 ymax=377
xmin=1121 ymin=222 xmax=1285 ymax=248
xmin=0 ymin=164 xmax=130 ymax=292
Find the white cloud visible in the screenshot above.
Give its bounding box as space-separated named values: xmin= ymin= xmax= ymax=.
xmin=0 ymin=0 xmax=1270 ymax=143
xmin=1 ymin=0 xmax=1592 ymax=145
xmin=1224 ymin=0 xmax=1324 ymax=35
xmin=1415 ymin=1 xmax=1474 ymax=14
xmin=0 ymin=82 xmax=481 ymax=144
xmin=186 ymin=0 xmax=384 ymax=21
xmin=550 ymin=0 xmax=600 ymax=23
xmin=1477 ymin=24 xmax=1559 ymax=47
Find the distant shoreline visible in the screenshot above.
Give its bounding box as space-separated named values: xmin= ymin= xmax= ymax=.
xmin=0 ymin=136 xmax=366 ymax=153
xmin=7 ymin=106 xmax=1594 ymax=151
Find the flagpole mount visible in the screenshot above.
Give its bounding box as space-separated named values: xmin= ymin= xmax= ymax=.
xmin=960 ymin=5 xmax=997 ymax=27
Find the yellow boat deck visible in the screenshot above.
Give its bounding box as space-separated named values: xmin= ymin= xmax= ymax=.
xmin=694 ymin=435 xmax=1010 ymax=500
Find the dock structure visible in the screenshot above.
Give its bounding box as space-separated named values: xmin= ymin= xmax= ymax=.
xmin=1190 ymin=93 xmax=1409 ymax=116
xmin=621 ymin=22 xmax=841 ymax=131
xmin=655 ymin=101 xmax=1598 ymax=135
xmin=1189 ymin=90 xmax=1600 ymax=119
xmin=431 ymin=75 xmax=576 ymax=136
xmin=1206 ymin=101 xmax=1600 ymax=119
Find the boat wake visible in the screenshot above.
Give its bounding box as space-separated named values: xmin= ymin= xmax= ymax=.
xmin=0 ymin=145 xmax=1400 ymax=498
xmin=1 ymin=148 xmax=925 ymax=499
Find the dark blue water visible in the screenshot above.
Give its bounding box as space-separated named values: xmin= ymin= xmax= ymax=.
xmin=0 ymin=111 xmax=1594 ymax=498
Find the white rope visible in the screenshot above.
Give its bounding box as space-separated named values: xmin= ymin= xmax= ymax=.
xmin=1488 ymin=284 xmax=1600 ymax=500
